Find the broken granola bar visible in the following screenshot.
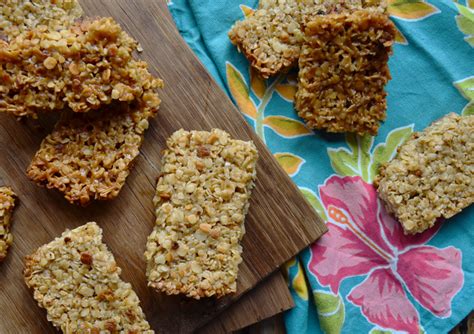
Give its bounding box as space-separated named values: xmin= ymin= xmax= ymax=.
xmin=0 ymin=187 xmax=16 ymax=262
xmin=24 ymin=222 xmax=154 ymax=333
xmin=0 ymin=17 xmax=162 ymax=117
xmin=375 ymin=113 xmax=474 ymax=234
xmin=228 ymin=0 xmax=386 ymax=78
xmin=295 ymin=9 xmax=396 ymax=135
xmin=26 ymin=93 xmax=162 ymax=206
xmin=145 ymin=129 xmax=258 ymax=299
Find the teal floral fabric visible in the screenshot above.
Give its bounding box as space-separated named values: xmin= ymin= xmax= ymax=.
xmin=168 ymin=1 xmax=474 ymax=333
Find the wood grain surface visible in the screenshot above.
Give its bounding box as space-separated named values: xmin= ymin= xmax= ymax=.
xmin=200 ymin=271 xmax=293 ymax=334
xmin=0 ymin=0 xmax=326 ymax=333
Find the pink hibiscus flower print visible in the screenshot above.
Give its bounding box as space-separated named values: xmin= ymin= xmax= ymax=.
xmin=309 ymin=175 xmax=463 ymax=334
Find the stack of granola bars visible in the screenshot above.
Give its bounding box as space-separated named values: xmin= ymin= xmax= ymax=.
xmin=229 ymin=0 xmax=395 ymax=135
xmin=0 ymin=1 xmax=163 ymax=206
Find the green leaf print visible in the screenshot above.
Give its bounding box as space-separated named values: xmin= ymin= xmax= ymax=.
xmin=463 ymin=101 xmax=474 ymax=116
xmin=454 ymin=76 xmax=474 ymax=115
xmin=328 ymin=127 xmax=413 ymax=183
xmin=455 ymin=76 xmax=474 ymax=101
xmin=369 ymin=125 xmax=414 ymax=181
xmin=327 ymin=149 xmax=359 ymax=177
xmin=327 ymin=134 xmax=373 ymax=182
xmin=314 ymin=290 xmax=345 ymax=334
xmin=455 ymin=3 xmax=474 ymax=47
xmin=300 ymin=187 xmax=328 ymax=221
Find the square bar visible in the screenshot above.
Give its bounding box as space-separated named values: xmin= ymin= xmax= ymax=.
xmin=295 ymin=9 xmax=395 ymax=135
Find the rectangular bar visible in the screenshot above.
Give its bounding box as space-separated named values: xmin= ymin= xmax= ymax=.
xmin=145 ymin=129 xmax=258 ymax=299
xmin=375 ymin=113 xmax=474 ymax=234
xmin=0 ymin=186 xmax=16 ymax=262
xmin=228 ymin=0 xmax=386 ymax=78
xmin=24 ymin=222 xmax=154 ymax=333
xmin=26 ymin=96 xmax=161 ymax=206
xmin=0 ymin=17 xmax=162 ymax=117
xmin=295 ymin=9 xmax=395 ymax=135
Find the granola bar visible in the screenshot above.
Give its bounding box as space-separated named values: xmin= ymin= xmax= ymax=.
xmin=24 ymin=222 xmax=154 ymax=333
xmin=295 ymin=9 xmax=396 ymax=135
xmin=145 ymin=129 xmax=258 ymax=299
xmin=375 ymin=113 xmax=474 ymax=234
xmin=0 ymin=17 xmax=162 ymax=117
xmin=0 ymin=187 xmax=16 ymax=262
xmin=0 ymin=0 xmax=83 ymax=41
xmin=228 ymin=0 xmax=386 ymax=78
xmin=27 ymin=94 xmax=162 ymax=206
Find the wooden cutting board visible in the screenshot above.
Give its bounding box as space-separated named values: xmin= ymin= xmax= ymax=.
xmin=201 ymin=271 xmax=294 ymax=333
xmin=0 ymin=0 xmax=326 ymax=333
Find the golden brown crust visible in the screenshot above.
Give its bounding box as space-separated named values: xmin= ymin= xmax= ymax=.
xmin=0 ymin=0 xmax=83 ymax=41
xmin=0 ymin=187 xmax=17 ymax=262
xmin=145 ymin=129 xmax=258 ymax=299
xmin=295 ymin=9 xmax=395 ymax=135
xmin=0 ymin=17 xmax=162 ymax=117
xmin=26 ymin=93 xmax=162 ymax=206
xmin=375 ymin=113 xmax=474 ymax=234
xmin=228 ymin=0 xmax=387 ymax=78
xmin=24 ymin=222 xmax=154 ymax=333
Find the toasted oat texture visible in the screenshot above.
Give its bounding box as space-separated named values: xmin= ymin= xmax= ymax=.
xmin=24 ymin=222 xmax=154 ymax=333
xmin=375 ymin=113 xmax=474 ymax=234
xmin=0 ymin=0 xmax=83 ymax=41
xmin=295 ymin=10 xmax=395 ymax=135
xmin=0 ymin=17 xmax=162 ymax=117
xmin=0 ymin=187 xmax=16 ymax=262
xmin=228 ymin=0 xmax=386 ymax=78
xmin=27 ymin=94 xmax=162 ymax=206
xmin=145 ymin=129 xmax=258 ymax=299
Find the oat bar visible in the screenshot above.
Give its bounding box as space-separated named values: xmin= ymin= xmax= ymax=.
xmin=375 ymin=113 xmax=474 ymax=234
xmin=0 ymin=17 xmax=162 ymax=117
xmin=0 ymin=187 xmax=16 ymax=262
xmin=228 ymin=0 xmax=386 ymax=78
xmin=24 ymin=222 xmax=154 ymax=333
xmin=0 ymin=0 xmax=83 ymax=41
xmin=27 ymin=94 xmax=161 ymax=206
xmin=145 ymin=129 xmax=258 ymax=299
xmin=295 ymin=10 xmax=395 ymax=135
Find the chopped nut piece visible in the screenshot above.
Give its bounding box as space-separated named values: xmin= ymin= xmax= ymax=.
xmin=24 ymin=222 xmax=154 ymax=333
xmin=375 ymin=114 xmax=474 ymax=234
xmin=0 ymin=17 xmax=163 ymax=117
xmin=27 ymin=95 xmax=162 ymax=206
xmin=197 ymin=145 xmax=210 ymax=158
xmin=0 ymin=187 xmax=16 ymax=262
xmin=228 ymin=0 xmax=387 ymax=78
xmin=0 ymin=0 xmax=83 ymax=41
xmin=145 ymin=129 xmax=258 ymax=299
xmin=295 ymin=10 xmax=396 ymax=135
xmin=80 ymin=252 xmax=93 ymax=265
